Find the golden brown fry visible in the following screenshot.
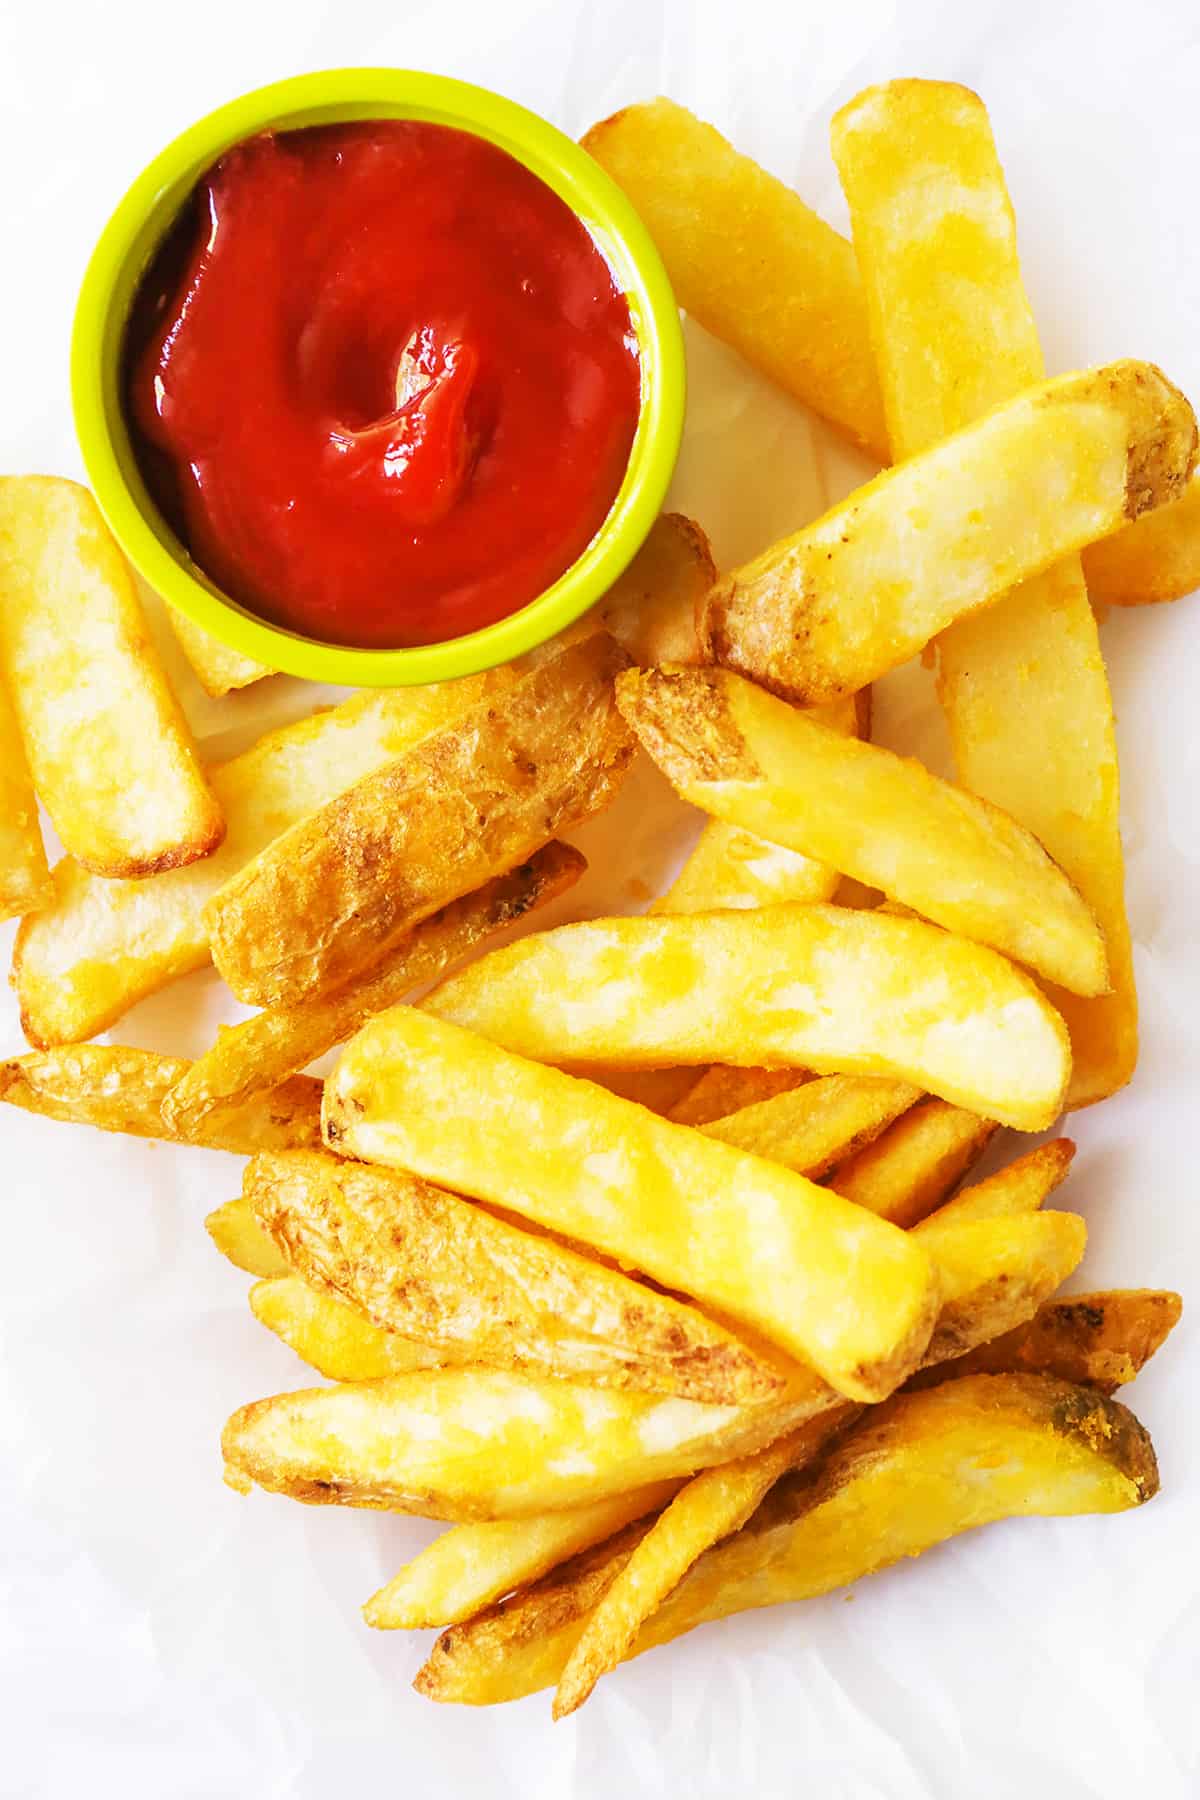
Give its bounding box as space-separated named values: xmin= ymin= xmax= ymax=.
xmin=249 ymin=1276 xmax=447 ymax=1382
xmin=325 ymin=1007 xmax=939 ymax=1402
xmin=620 ymin=666 xmax=1109 ymax=996
xmin=828 ymin=1099 xmax=996 ymax=1227
xmin=0 ymin=673 xmax=50 ymax=918
xmin=667 ymin=1065 xmax=811 ymax=1127
xmin=916 ymin=1139 xmax=1075 ymax=1231
xmin=698 ymin=1074 xmax=919 ymax=1179
xmin=245 ymin=1149 xmax=786 ymax=1405
xmin=832 ymin=80 xmax=1138 ymax=1108
xmin=699 ymin=361 xmax=1195 ymax=704
xmin=415 ymin=1374 xmax=1157 ymax=1706
xmin=205 ymin=1198 xmax=288 ymax=1278
xmin=365 ymin=1485 xmax=683 ymax=1630
xmin=581 ymin=99 xmax=888 ymax=457
xmin=577 ymin=1066 xmax=701 ymax=1115
xmin=0 ymin=1045 xmax=321 ymax=1153
xmin=206 ymin=634 xmax=633 ymax=1007
xmin=1083 ymin=472 xmax=1200 ymax=606
xmin=597 ymin=513 xmax=715 ymax=665
xmin=166 ymin=608 xmax=275 ymax=697
xmin=164 ymin=843 xmax=585 ymax=1132
xmin=421 ymin=908 xmax=1072 ymax=1131
xmin=915 ymin=1212 xmax=1086 ymax=1367
xmin=0 ymin=478 xmax=223 ymax=876
xmin=911 ymin=1290 xmax=1182 ymax=1395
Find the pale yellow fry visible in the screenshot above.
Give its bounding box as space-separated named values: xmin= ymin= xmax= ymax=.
xmin=699 ymin=1074 xmax=919 ymax=1178
xmin=596 ymin=513 xmax=715 ymax=665
xmin=667 ymin=1065 xmax=811 ymax=1127
xmin=0 ymin=478 xmax=222 ymax=877
xmin=0 ymin=673 xmax=50 ymax=918
xmin=1083 ymin=471 xmax=1200 ymax=606
xmin=365 ymin=1484 xmax=682 ymax=1630
xmin=914 ymin=1211 xmax=1087 ymax=1368
xmin=166 ymin=608 xmax=274 ymax=697
xmin=205 ymin=1198 xmax=288 ymax=1278
xmin=0 ymin=1045 xmax=321 ymax=1153
xmin=415 ymin=1373 xmax=1157 ymax=1706
xmin=420 ymin=908 xmax=1072 ymax=1131
xmin=164 ymin=843 xmax=585 ymax=1132
xmin=554 ymin=1408 xmax=853 ymax=1717
xmin=828 ymin=1098 xmax=997 ymax=1227
xmin=832 ymin=81 xmax=1138 ymax=1107
xmin=250 ymin=1276 xmax=447 ymax=1382
xmin=621 ymin=666 xmax=1108 ymax=997
xmin=325 ymin=1008 xmax=938 ymax=1402
xmin=915 ymin=1139 xmax=1075 ymax=1234
xmin=700 ymin=361 xmax=1195 ymax=704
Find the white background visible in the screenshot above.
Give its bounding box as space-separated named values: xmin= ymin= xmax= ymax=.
xmin=3 ymin=1 xmax=1200 ymax=1794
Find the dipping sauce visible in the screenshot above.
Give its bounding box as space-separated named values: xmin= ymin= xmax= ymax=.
xmin=125 ymin=121 xmax=642 ymax=648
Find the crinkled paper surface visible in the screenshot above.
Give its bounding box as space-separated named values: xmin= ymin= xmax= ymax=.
xmin=2 ymin=1 xmax=1199 ymax=1793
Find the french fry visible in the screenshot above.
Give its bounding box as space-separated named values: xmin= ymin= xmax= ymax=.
xmin=324 ymin=1007 xmax=940 ymax=1401
xmin=581 ymin=99 xmax=889 ymax=458
xmin=415 ymin=1374 xmax=1158 ymax=1706
xmin=249 ymin=1276 xmax=447 ymax=1382
xmin=420 ymin=908 xmax=1072 ymax=1131
xmin=163 ymin=843 xmax=585 ymax=1132
xmin=916 ymin=1139 xmax=1075 ymax=1231
xmin=915 ymin=1212 xmax=1086 ymax=1367
xmin=206 ymin=634 xmax=634 ymax=1007
xmin=698 ymin=1074 xmax=919 ymax=1178
xmin=620 ymin=666 xmax=1109 ymax=996
xmin=553 ymin=1408 xmax=854 ymax=1717
xmin=828 ymin=1099 xmax=996 ymax=1227
xmin=1083 ymin=472 xmax=1200 ymax=606
xmin=245 ymin=1150 xmax=788 ymax=1405
xmin=205 ymin=1198 xmax=288 ymax=1278
xmin=831 ymin=81 xmax=1139 ymax=1107
xmin=667 ymin=1065 xmax=810 ymax=1127
xmin=699 ymin=361 xmax=1195 ymax=704
xmin=0 ymin=1045 xmax=321 ymax=1153
xmin=0 ymin=478 xmax=223 ymax=876
xmin=0 ymin=674 xmax=50 ymax=918
xmin=597 ymin=513 xmax=714 ymax=665
xmin=911 ymin=1290 xmax=1182 ymax=1395
xmin=577 ymin=1066 xmax=702 ymax=1115
xmin=12 ymin=668 xmax=524 ymax=1048
xmin=166 ymin=609 xmax=275 ymax=698
xmin=364 ymin=1485 xmax=683 ymax=1630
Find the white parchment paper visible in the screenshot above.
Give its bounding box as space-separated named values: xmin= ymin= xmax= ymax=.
xmin=2 ymin=2 xmax=1198 ymax=1793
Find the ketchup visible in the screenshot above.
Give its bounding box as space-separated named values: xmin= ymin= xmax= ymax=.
xmin=125 ymin=122 xmax=642 ymax=648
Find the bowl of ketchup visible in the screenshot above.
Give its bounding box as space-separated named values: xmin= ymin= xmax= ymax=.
xmin=71 ymin=70 xmax=685 ymax=686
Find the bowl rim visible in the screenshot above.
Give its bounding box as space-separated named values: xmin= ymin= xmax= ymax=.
xmin=71 ymin=68 xmax=685 ymax=687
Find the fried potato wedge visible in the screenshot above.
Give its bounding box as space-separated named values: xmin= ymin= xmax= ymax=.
xmin=249 ymin=1276 xmax=446 ymax=1382
xmin=13 ymin=667 xmax=525 ymax=1048
xmin=698 ymin=1074 xmax=919 ymax=1178
xmin=620 ymin=666 xmax=1109 ymax=996
xmin=918 ymin=1139 xmax=1075 ymax=1230
xmin=164 ymin=843 xmax=584 ymax=1132
xmin=912 ymin=1290 xmax=1182 ymax=1395
xmin=325 ymin=1008 xmax=939 ymax=1401
xmin=915 ymin=1212 xmax=1086 ymax=1367
xmin=0 ymin=674 xmax=50 ymax=918
xmin=0 ymin=1045 xmax=321 ymax=1152
xmin=421 ymin=908 xmax=1072 ymax=1130
xmin=828 ymin=1099 xmax=996 ymax=1227
xmin=597 ymin=512 xmax=714 ymax=665
xmin=166 ymin=609 xmax=274 ymax=697
xmin=205 ymin=1198 xmax=288 ymax=1278
xmin=0 ymin=478 xmax=223 ymax=876
xmin=699 ymin=361 xmax=1195 ymax=704
xmin=554 ymin=1408 xmax=852 ymax=1717
xmin=415 ymin=1373 xmax=1158 ymax=1705
xmin=245 ymin=1150 xmax=786 ymax=1405
xmin=832 ymin=80 xmax=1138 ymax=1108
xmin=1083 ymin=472 xmax=1200 ymax=606
xmin=207 ymin=633 xmax=633 ymax=1007
xmin=581 ymin=99 xmax=888 ymax=458
xmin=667 ymin=1065 xmax=810 ymax=1127
xmin=365 ymin=1485 xmax=682 ymax=1630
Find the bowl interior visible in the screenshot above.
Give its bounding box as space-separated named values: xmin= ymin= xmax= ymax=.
xmin=74 ymin=70 xmax=685 ymax=686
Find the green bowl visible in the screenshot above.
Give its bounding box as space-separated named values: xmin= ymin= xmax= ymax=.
xmin=71 ymin=69 xmax=685 ymax=687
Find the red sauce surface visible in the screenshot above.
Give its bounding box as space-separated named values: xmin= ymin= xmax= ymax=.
xmin=125 ymin=121 xmax=641 ymax=648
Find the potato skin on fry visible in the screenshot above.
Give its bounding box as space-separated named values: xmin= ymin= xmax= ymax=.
xmin=416 ymin=1374 xmax=1158 ymax=1705
xmin=245 ymin=1149 xmax=789 ymax=1405
xmin=911 ymin=1290 xmax=1182 ymax=1394
xmin=206 ymin=633 xmax=634 ymax=1007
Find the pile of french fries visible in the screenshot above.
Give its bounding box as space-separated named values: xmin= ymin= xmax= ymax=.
xmin=3 ymin=80 xmax=1196 ymax=1717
